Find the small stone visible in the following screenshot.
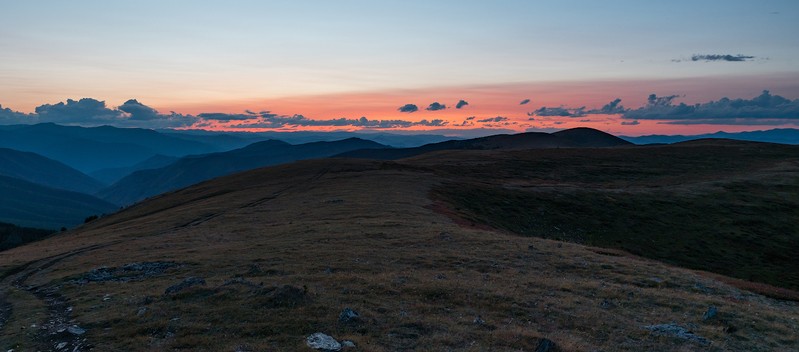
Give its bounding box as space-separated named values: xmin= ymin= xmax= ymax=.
xmin=600 ymin=299 xmax=615 ymax=309
xmin=341 ymin=340 xmax=356 ymax=348
xmin=473 ymin=315 xmax=486 ymax=326
xmin=67 ymin=325 xmax=86 ymax=335
xmin=164 ymin=277 xmax=206 ymax=295
xmin=103 ymin=294 xmax=111 ymax=301
xmin=338 ymin=308 xmax=359 ymax=324
xmin=137 ymin=307 xmax=148 ymax=316
xmin=535 ymin=338 xmax=556 ymax=352
xmin=306 ymin=332 xmax=341 ymax=351
xmin=55 ymin=342 xmax=67 ymax=350
xmin=702 ymin=306 xmax=718 ymax=321
xmin=643 ymin=323 xmax=710 ymax=345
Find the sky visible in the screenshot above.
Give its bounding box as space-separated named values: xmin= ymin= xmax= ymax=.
xmin=1 ymin=0 xmax=798 ymax=136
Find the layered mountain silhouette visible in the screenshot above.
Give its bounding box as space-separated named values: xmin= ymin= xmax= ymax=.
xmin=98 ymin=138 xmax=387 ymax=205
xmin=0 ymin=147 xmax=105 ymax=193
xmin=89 ymin=154 xmax=179 ymax=185
xmin=0 ymin=123 xmax=230 ymax=172
xmin=0 ymin=174 xmax=117 ymax=229
xmin=337 ymin=127 xmax=631 ymax=159
xmin=621 ymin=128 xmax=799 ymax=145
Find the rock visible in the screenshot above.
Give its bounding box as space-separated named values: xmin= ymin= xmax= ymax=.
xmin=306 ymin=332 xmax=341 ymax=351
xmin=164 ymin=277 xmax=206 ymax=295
xmin=341 ymin=340 xmax=356 ymax=348
xmin=600 ymin=299 xmax=615 ymax=309
xmin=67 ymin=325 xmax=86 ymax=335
xmin=55 ymin=342 xmax=67 ymax=350
xmin=702 ymin=306 xmax=718 ymax=321
xmin=535 ymin=338 xmax=556 ymax=352
xmin=643 ymin=323 xmax=710 ymax=345
xmin=76 ymin=261 xmax=180 ymax=284
xmin=473 ymin=315 xmax=486 ymax=326
xmin=338 ymin=308 xmax=359 ymax=324
xmin=137 ymin=307 xmax=148 ymax=316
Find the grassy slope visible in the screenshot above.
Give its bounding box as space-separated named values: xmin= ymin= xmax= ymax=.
xmin=428 ymin=141 xmax=799 ymax=291
xmin=0 ymin=143 xmax=797 ymax=351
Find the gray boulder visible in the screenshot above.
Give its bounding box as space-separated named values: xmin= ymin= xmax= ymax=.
xmin=306 ymin=332 xmax=341 ymax=351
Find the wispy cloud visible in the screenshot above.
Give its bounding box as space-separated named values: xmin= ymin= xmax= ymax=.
xmin=233 ymin=113 xmax=448 ymax=129
xmin=673 ymin=54 xmax=757 ymax=62
xmin=692 ymin=54 xmax=756 ymax=62
xmin=529 ymin=106 xmax=586 ymax=117
xmin=477 ymin=116 xmax=508 ymax=123
xmin=519 ymin=99 xmax=530 ymax=105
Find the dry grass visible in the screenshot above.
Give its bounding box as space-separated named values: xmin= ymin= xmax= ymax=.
xmin=1 ymin=143 xmax=798 ymax=351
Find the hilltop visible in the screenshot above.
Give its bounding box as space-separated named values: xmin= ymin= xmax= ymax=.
xmin=1 ymin=139 xmax=797 ymax=351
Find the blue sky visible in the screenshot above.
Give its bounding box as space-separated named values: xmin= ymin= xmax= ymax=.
xmin=1 ymin=1 xmax=798 ymax=134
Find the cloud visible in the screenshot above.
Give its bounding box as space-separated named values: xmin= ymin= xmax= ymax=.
xmin=35 ymin=98 xmax=122 ymax=123
xmin=623 ymin=90 xmax=799 ymax=124
xmin=519 ymin=99 xmax=530 ymax=105
xmin=529 ymin=106 xmax=586 ymax=117
xmin=118 ymin=99 xmax=160 ymax=120
xmin=0 ymin=104 xmax=34 ymax=125
xmin=691 ymin=54 xmax=755 ymax=62
xmin=465 ymin=116 xmax=475 ymax=120
xmin=588 ymin=98 xmax=627 ymax=114
xmin=234 ymin=114 xmax=448 ymax=129
xmin=197 ymin=112 xmax=256 ymax=121
xmin=426 ymin=102 xmax=447 ymax=111
xmin=621 ymin=120 xmax=640 ymax=126
xmin=477 ymin=116 xmax=508 ymax=123
xmin=397 ymin=104 xmax=418 ymax=113
xmin=455 ymin=100 xmax=469 ymax=109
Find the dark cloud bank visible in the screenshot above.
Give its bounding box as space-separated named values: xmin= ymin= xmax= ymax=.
xmin=528 ymin=91 xmax=799 ymax=125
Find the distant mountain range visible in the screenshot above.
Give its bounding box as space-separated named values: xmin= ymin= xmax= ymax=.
xmin=0 ymin=123 xmax=247 ymax=172
xmin=621 ymin=128 xmax=799 ymax=145
xmin=0 ymin=147 xmax=105 ymax=193
xmin=1 ymin=123 xmax=796 ymax=233
xmin=89 ymin=154 xmax=180 ymax=185
xmin=97 ymin=138 xmax=387 ymax=205
xmin=0 ymin=174 xmax=118 ymax=229
xmin=338 ymin=127 xmax=632 ymax=159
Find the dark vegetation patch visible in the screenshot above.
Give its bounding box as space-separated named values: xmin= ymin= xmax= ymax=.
xmin=0 ymin=222 xmax=54 ymax=251
xmin=431 ymin=143 xmax=799 ymax=293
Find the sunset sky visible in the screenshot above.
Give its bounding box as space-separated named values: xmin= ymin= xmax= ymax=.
xmin=1 ymin=1 xmax=798 ymax=136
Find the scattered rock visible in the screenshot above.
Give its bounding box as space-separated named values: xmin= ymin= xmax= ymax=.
xmin=306 ymin=332 xmax=341 ymax=351
xmin=535 ymin=338 xmax=556 ymax=352
xmin=103 ymin=294 xmax=111 ymax=301
xmin=702 ymin=306 xmax=718 ymax=321
xmin=67 ymin=325 xmax=86 ymax=335
xmin=338 ymin=308 xmax=359 ymax=324
xmin=136 ymin=307 xmax=148 ymax=317
xmin=164 ymin=277 xmax=206 ymax=295
xmin=55 ymin=342 xmax=67 ymax=350
xmin=74 ymin=261 xmax=179 ymax=284
xmin=341 ymin=340 xmax=356 ymax=348
xmin=643 ymin=323 xmax=710 ymax=345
